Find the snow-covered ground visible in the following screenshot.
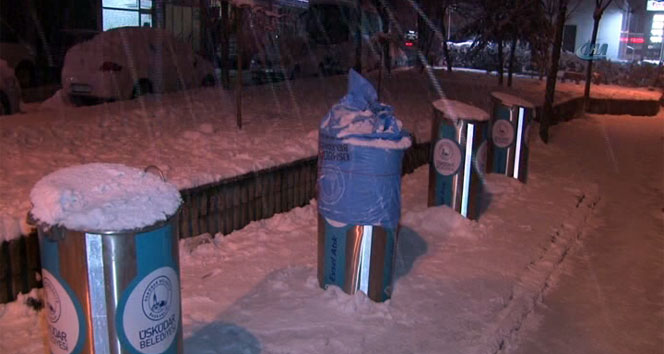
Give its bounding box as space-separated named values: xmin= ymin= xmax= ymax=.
xmin=1 ymin=106 xmax=661 ymax=353
xmin=0 ymin=69 xmax=660 ymax=242
xmin=0 ymin=118 xmax=598 ymax=353
xmin=0 ymin=70 xmax=661 ymax=353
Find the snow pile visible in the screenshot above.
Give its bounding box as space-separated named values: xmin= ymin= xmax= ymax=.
xmin=490 ymin=91 xmax=536 ymax=108
xmin=432 ymin=98 xmax=490 ymax=121
xmin=30 ymin=163 xmax=181 ymax=232
xmin=40 ymin=89 xmax=73 ymax=109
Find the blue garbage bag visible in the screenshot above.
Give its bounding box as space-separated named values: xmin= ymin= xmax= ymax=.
xmin=318 ymin=69 xmax=411 ymax=229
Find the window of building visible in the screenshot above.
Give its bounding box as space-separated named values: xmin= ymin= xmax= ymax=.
xmin=102 ymin=0 xmax=153 ymax=31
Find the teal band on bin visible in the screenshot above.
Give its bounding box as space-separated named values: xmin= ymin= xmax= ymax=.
xmin=116 ymin=224 xmax=180 ymax=354
xmin=40 ymin=235 xmax=87 ymax=354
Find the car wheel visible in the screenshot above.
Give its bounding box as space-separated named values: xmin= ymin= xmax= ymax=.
xmin=132 ymin=79 xmax=153 ymax=99
xmin=15 ymin=61 xmax=34 ymax=88
xmin=202 ymin=74 xmax=215 ymax=87
xmin=0 ymin=91 xmax=11 ymax=115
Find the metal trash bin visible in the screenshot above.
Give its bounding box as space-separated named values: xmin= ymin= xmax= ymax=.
xmin=317 ymin=216 xmax=397 ymax=302
xmin=487 ymin=92 xmax=535 ymax=182
xmin=317 ymin=69 xmax=411 ymax=302
xmin=29 ymin=163 xmax=183 ymax=354
xmin=428 ymin=99 xmax=489 ymax=220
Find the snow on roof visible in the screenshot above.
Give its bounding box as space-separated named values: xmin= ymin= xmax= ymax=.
xmin=432 ymin=98 xmax=490 ymax=122
xmin=30 ymin=163 xmax=181 ymax=233
xmin=490 ymin=91 xmax=536 ymax=108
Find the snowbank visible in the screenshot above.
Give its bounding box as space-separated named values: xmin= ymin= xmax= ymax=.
xmin=0 ymin=70 xmax=658 ymax=242
xmin=30 ymin=163 xmax=181 ymax=232
xmin=432 ymin=98 xmax=490 ymax=121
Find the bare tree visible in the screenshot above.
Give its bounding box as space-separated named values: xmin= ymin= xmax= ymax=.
xmin=354 ymin=0 xmax=363 ymax=73
xmin=583 ymin=0 xmax=614 ymax=109
xmin=234 ymin=5 xmax=244 ymax=129
xmin=220 ymin=1 xmax=231 ymax=89
xmin=505 ymin=0 xmax=548 ymax=87
xmin=540 ymin=0 xmax=568 ymax=143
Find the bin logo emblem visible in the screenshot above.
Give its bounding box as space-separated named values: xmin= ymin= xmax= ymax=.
xmin=492 ymin=120 xmax=515 ymax=148
xmin=142 ymin=276 xmax=173 ymax=321
xmin=44 ymin=277 xmax=62 ymax=323
xmin=319 ymin=166 xmax=346 ymax=205
xmin=434 ymin=139 xmax=462 ymax=176
xmin=123 ymin=266 xmax=180 ymax=354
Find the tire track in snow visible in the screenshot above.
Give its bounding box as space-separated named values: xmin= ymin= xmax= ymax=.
xmin=478 ymin=189 xmax=601 ymax=354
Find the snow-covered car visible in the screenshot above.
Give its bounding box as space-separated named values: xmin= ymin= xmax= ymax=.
xmin=0 ymin=59 xmax=21 ymax=115
xmin=62 ymin=27 xmax=215 ymax=103
xmin=0 ymin=22 xmax=37 ymax=88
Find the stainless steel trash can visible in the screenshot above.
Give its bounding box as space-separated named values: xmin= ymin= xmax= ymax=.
xmin=30 ymin=163 xmax=183 ymax=354
xmin=317 ymin=215 xmax=397 ymax=302
xmin=428 ymin=99 xmax=489 ymax=220
xmin=487 ymin=92 xmax=535 ymax=182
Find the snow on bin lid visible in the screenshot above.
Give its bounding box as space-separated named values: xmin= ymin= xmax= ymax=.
xmin=432 ymin=99 xmax=489 ymax=122
xmin=320 ymin=69 xmax=412 ymax=150
xmin=30 ymin=163 xmax=182 ymax=232
xmin=490 ymin=91 xmax=536 ymax=108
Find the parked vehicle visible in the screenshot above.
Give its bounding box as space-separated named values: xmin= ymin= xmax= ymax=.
xmin=0 ymin=59 xmax=21 ymax=115
xmin=62 ymin=27 xmax=215 ymax=103
xmin=250 ymin=55 xmax=287 ymax=84
xmin=294 ymin=0 xmax=382 ymax=76
xmin=0 ymin=22 xmax=37 ymax=88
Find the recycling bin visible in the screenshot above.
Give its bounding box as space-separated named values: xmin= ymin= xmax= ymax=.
xmin=487 ymin=92 xmax=535 ymax=182
xmin=317 ymin=69 xmax=411 ymax=302
xmin=29 ymin=163 xmax=183 ymax=354
xmin=317 ymin=216 xmax=397 ymax=302
xmin=428 ymin=98 xmax=489 ymax=220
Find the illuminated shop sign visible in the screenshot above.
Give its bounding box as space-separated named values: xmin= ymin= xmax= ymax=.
xmin=647 ymin=0 xmax=664 ymax=11
xmin=575 ymin=42 xmax=608 ymax=60
xmin=651 ymin=14 xmax=664 ymax=43
xmin=620 ymin=36 xmax=645 ymax=43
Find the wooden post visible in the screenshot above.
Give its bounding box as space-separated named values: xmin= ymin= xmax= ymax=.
xmin=221 ymin=1 xmax=231 ymax=88
xmin=235 ymin=5 xmax=243 ymax=130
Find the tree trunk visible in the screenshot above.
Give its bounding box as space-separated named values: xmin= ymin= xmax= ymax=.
xmin=540 ymin=0 xmax=568 ymax=143
xmin=235 ymin=6 xmax=243 ymax=130
xmin=507 ymin=36 xmax=517 ymax=87
xmin=220 ymin=1 xmax=230 ymax=89
xmin=583 ymin=13 xmax=601 ymax=110
xmin=417 ymin=10 xmax=429 ymax=72
xmin=497 ymin=40 xmax=504 ymax=85
xmin=440 ymin=6 xmax=452 ymax=72
xmin=378 ymin=3 xmax=391 ymax=75
xmin=354 ymin=1 xmax=363 ymax=73
xmin=200 ymin=0 xmax=209 ymax=58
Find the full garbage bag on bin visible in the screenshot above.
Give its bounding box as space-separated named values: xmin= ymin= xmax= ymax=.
xmin=318 ymin=69 xmax=412 ymax=229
